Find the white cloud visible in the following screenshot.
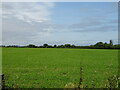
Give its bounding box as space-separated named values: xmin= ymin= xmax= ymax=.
xmin=3 ymin=2 xmax=54 ymax=23
xmin=2 ymin=2 xmax=118 ymax=45
xmin=2 ymin=2 xmax=55 ymax=45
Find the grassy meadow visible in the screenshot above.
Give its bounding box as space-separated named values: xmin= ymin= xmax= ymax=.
xmin=2 ymin=48 xmax=118 ymax=88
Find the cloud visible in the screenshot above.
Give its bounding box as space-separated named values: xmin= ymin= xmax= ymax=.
xmin=65 ymin=3 xmax=118 ymax=33
xmin=2 ymin=2 xmax=54 ymax=23
xmin=2 ymin=2 xmax=118 ymax=45
xmin=2 ymin=2 xmax=55 ymax=45
xmin=67 ymin=16 xmax=118 ymax=32
xmin=49 ymin=17 xmax=118 ymax=33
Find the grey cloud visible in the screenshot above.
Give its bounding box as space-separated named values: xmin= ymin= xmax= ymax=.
xmin=71 ymin=24 xmax=117 ymax=32
xmin=69 ymin=18 xmax=103 ymax=29
xmin=67 ymin=16 xmax=118 ymax=32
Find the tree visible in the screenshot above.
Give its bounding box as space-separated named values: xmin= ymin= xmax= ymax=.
xmin=113 ymin=44 xmax=120 ymax=49
xmin=110 ymin=40 xmax=113 ymax=46
xmin=60 ymin=45 xmax=65 ymax=48
xmin=27 ymin=44 xmax=37 ymax=48
xmin=54 ymin=45 xmax=57 ymax=48
xmin=43 ymin=44 xmax=48 ymax=48
xmin=104 ymin=42 xmax=110 ymax=49
xmin=94 ymin=42 xmax=104 ymax=48
xmin=47 ymin=45 xmax=53 ymax=48
xmin=64 ymin=44 xmax=71 ymax=48
xmin=71 ymin=45 xmax=76 ymax=48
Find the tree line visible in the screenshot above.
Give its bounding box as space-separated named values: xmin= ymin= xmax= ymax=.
xmin=1 ymin=40 xmax=120 ymax=49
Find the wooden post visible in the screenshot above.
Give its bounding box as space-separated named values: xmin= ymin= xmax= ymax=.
xmin=0 ymin=74 xmax=4 ymax=89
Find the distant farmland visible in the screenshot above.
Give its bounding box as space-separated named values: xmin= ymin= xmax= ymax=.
xmin=2 ymin=48 xmax=118 ymax=88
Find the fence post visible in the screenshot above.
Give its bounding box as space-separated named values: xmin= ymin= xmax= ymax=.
xmin=0 ymin=74 xmax=4 ymax=89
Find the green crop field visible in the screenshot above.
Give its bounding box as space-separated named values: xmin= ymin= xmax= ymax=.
xmin=2 ymin=48 xmax=118 ymax=88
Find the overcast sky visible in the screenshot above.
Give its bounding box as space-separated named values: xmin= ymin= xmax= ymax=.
xmin=2 ymin=2 xmax=118 ymax=46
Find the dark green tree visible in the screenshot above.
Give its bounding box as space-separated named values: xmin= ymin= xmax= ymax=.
xmin=54 ymin=45 xmax=57 ymax=48
xmin=110 ymin=40 xmax=113 ymax=46
xmin=43 ymin=44 xmax=48 ymax=48
xmin=94 ymin=42 xmax=104 ymax=48
xmin=27 ymin=44 xmax=37 ymax=48
xmin=64 ymin=44 xmax=71 ymax=48
xmin=104 ymin=42 xmax=109 ymax=49
xmin=71 ymin=45 xmax=76 ymax=48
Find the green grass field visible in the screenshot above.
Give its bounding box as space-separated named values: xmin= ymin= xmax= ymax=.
xmin=2 ymin=48 xmax=118 ymax=88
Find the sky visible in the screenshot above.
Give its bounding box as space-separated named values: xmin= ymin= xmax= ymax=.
xmin=2 ymin=2 xmax=118 ymax=46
